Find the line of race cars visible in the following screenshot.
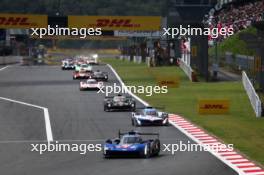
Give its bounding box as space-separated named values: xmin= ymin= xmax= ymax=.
xmin=61 ymin=55 xmax=169 ymax=158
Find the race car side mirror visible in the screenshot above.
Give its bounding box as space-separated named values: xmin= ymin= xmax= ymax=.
xmin=105 ymin=139 xmax=112 ymax=144
xmin=114 ymin=139 xmax=120 ymax=144
xmin=161 ymin=113 xmax=168 ymax=118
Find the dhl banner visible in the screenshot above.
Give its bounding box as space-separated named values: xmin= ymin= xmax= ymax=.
xmin=0 ymin=14 xmax=47 ymax=29
xmin=68 ymin=16 xmax=161 ymax=31
xmin=156 ymin=75 xmax=180 ymax=88
xmin=198 ymin=99 xmax=230 ymax=114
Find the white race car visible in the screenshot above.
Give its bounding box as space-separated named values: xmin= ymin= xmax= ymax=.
xmin=62 ymin=61 xmax=75 ymax=70
xmin=86 ymin=55 xmax=98 ymax=65
xmin=131 ymin=107 xmax=169 ymax=126
xmin=79 ymin=79 xmax=103 ymax=91
xmin=75 ymin=64 xmax=92 ymax=72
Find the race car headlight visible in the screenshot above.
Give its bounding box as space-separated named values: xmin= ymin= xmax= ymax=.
xmin=108 ymin=103 xmax=111 ymax=107
xmin=130 ymin=145 xmax=137 ymax=149
xmin=93 ymin=54 xmax=98 ymax=59
xmin=131 ymin=103 xmax=135 ymax=107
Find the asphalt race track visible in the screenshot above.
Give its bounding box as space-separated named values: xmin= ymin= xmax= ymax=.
xmin=0 ymin=64 xmax=238 ymax=175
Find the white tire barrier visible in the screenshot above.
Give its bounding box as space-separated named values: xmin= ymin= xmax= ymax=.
xmin=125 ymin=55 xmax=130 ymax=61
xmin=146 ymin=57 xmax=151 ymax=67
xmin=133 ymin=56 xmax=142 ymax=64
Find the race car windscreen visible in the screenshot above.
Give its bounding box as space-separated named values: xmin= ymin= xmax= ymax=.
xmin=87 ymin=80 xmax=97 ymax=84
xmin=113 ymin=96 xmax=126 ymax=102
xmin=121 ymin=136 xmax=142 ymax=144
xmin=145 ymin=110 xmax=157 ymax=116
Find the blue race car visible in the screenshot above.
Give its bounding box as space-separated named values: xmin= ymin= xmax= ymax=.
xmin=103 ymin=130 xmax=160 ymax=158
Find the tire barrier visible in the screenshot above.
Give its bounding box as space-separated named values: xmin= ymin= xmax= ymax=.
xmin=146 ymin=56 xmax=151 ymax=67
xmin=133 ymin=56 xmax=142 ymax=64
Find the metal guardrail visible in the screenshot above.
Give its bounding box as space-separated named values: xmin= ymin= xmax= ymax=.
xmin=179 ymin=59 xmax=194 ymax=81
xmin=242 ymin=71 xmax=262 ymax=117
xmin=225 ymin=52 xmax=254 ymax=72
xmin=236 ymin=54 xmax=254 ymax=71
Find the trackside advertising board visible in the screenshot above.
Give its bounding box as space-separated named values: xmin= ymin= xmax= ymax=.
xmin=156 ymin=75 xmax=180 ymax=88
xmin=68 ymin=16 xmax=161 ymax=31
xmin=198 ymin=99 xmax=230 ymax=114
xmin=114 ymin=31 xmax=161 ymax=38
xmin=0 ymin=14 xmax=47 ymax=29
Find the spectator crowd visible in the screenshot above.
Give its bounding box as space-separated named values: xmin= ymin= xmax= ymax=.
xmin=206 ymin=0 xmax=264 ymax=40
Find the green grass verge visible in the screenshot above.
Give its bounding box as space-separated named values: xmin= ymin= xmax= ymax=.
xmin=103 ymin=58 xmax=264 ymax=166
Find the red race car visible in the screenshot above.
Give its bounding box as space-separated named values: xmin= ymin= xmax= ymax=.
xmin=73 ymin=70 xmax=93 ymax=79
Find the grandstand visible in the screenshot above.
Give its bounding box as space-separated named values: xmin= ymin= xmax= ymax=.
xmin=207 ymin=0 xmax=264 ymax=36
xmin=205 ymin=0 xmax=264 ymax=84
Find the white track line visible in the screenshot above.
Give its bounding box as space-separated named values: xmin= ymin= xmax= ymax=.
xmin=0 ymin=65 xmax=10 ymax=71
xmin=107 ymin=64 xmax=149 ymax=106
xmin=107 ymin=64 xmax=245 ymax=175
xmin=0 ymin=96 xmax=53 ymax=142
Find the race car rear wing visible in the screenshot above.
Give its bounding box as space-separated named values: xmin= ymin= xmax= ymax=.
xmin=118 ymin=130 xmax=159 ymax=138
xmin=135 ymin=106 xmax=165 ymax=110
xmin=134 ymin=106 xmax=166 ymax=113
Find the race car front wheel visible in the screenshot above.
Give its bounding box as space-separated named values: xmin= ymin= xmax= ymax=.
xmin=133 ymin=119 xmax=140 ymax=127
xmin=104 ymin=106 xmax=109 ymax=112
xmin=152 ymin=139 xmax=161 ymax=156
xmin=142 ymin=144 xmax=151 ymax=158
xmin=131 ymin=119 xmax=135 ymax=126
xmin=131 ymin=106 xmax=136 ymax=112
xmin=103 ymin=151 xmax=110 ymax=159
